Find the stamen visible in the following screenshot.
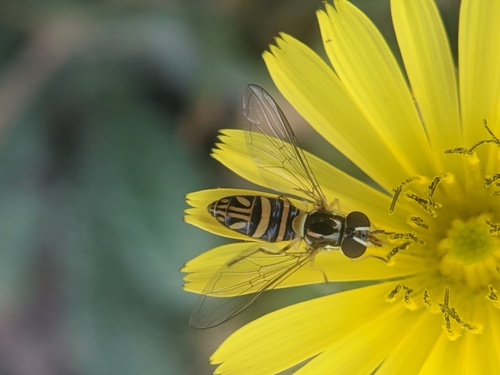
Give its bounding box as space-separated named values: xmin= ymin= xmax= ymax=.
xmin=484 ymin=174 xmax=500 ymax=195
xmin=441 ymin=307 xmax=460 ymax=340
xmin=484 ymin=219 xmax=500 ymax=234
xmin=445 ymin=119 xmax=500 ymax=155
xmin=389 ymin=176 xmax=423 ymax=214
xmin=386 ymin=284 xmax=403 ymax=300
xmin=444 ymin=147 xmax=475 ymax=156
xmin=383 ymin=230 xmax=428 ymax=261
xmin=403 ymin=287 xmax=415 ymax=308
xmin=423 ymin=289 xmax=431 ymax=308
xmin=386 ymin=284 xmax=417 ymax=310
xmin=388 ymin=232 xmax=426 ymax=246
xmin=486 ymin=285 xmax=500 ymax=309
xmin=386 ymin=241 xmax=411 ymax=262
xmin=422 ymin=289 xmax=440 ymax=313
xmin=483 ymin=174 xmax=500 ymax=188
xmin=384 ymin=231 xmax=426 ymax=261
xmin=482 ymin=119 xmax=500 ymax=143
xmin=405 ymin=192 xmax=441 ymax=217
xmin=407 ymin=215 xmax=429 ymax=230
xmin=439 ymin=288 xmax=482 ymax=340
xmin=426 ymin=173 xmax=448 ymax=199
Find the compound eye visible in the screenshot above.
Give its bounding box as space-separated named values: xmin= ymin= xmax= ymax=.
xmin=341 ymin=237 xmax=367 ymax=258
xmin=346 ymin=211 xmax=370 ymax=228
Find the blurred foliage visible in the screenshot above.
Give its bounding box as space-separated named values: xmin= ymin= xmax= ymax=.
xmin=0 ymin=0 xmax=459 ymax=374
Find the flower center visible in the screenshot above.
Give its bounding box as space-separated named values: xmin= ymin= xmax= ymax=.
xmin=441 ymin=217 xmax=496 ymax=265
xmin=436 ymin=215 xmax=500 ymax=291
xmin=384 ymin=123 xmax=500 ymax=339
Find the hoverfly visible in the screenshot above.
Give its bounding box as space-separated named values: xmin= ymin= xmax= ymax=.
xmin=189 ymin=84 xmax=383 ymax=329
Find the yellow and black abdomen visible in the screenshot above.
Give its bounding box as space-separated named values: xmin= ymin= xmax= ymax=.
xmin=207 ymin=196 xmax=301 ymax=242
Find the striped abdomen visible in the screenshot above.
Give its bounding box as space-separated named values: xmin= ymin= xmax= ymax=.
xmin=207 ymin=196 xmax=301 ymax=242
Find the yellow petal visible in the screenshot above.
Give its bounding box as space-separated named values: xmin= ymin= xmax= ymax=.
xmin=459 ymin=0 xmax=500 ymax=145
xmin=318 ymin=0 xmax=437 ymax=176
xmin=182 ymin=243 xmax=258 ymax=284
xmin=418 ymin=294 xmax=495 ymax=374
xmin=458 ymin=333 xmax=494 ymax=375
xmin=294 ymin=305 xmax=425 ymax=374
xmin=211 ymin=281 xmax=405 ymax=375
xmin=375 ymin=312 xmax=441 ymax=375
xmin=183 ymin=242 xmax=424 ymax=295
xmin=213 ymin=129 xmax=411 ymax=230
xmin=391 ymin=0 xmax=461 ymax=165
xmin=263 ymin=34 xmax=414 ymax=191
xmin=482 ymin=307 xmax=500 ymax=370
xmin=417 ymin=332 xmax=462 ymax=374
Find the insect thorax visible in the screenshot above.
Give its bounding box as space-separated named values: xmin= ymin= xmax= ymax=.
xmin=303 ymin=209 xmax=345 ymax=248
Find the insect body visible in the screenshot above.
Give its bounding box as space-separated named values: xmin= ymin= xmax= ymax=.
xmin=207 ymin=195 xmax=376 ymax=257
xmin=208 ymin=195 xmax=300 ymax=242
xmin=190 ymin=84 xmax=383 ymax=329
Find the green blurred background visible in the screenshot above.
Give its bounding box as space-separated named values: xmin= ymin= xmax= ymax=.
xmin=0 ymin=1 xmax=459 ymax=374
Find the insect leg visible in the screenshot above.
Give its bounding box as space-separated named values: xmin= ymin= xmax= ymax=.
xmin=277 ymin=195 xmax=291 ymax=204
xmin=328 ymin=198 xmax=341 ymax=211
xmin=353 ymin=254 xmax=389 ymax=263
xmin=308 ymin=249 xmax=328 ymax=282
xmin=227 ymin=237 xmax=302 ymax=267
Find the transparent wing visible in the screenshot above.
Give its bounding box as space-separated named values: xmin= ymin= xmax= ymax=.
xmin=189 ymin=244 xmax=314 ymax=329
xmin=243 ymin=84 xmax=328 ymax=206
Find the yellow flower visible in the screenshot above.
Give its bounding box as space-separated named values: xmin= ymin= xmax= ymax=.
xmin=184 ymin=0 xmax=500 ymax=373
